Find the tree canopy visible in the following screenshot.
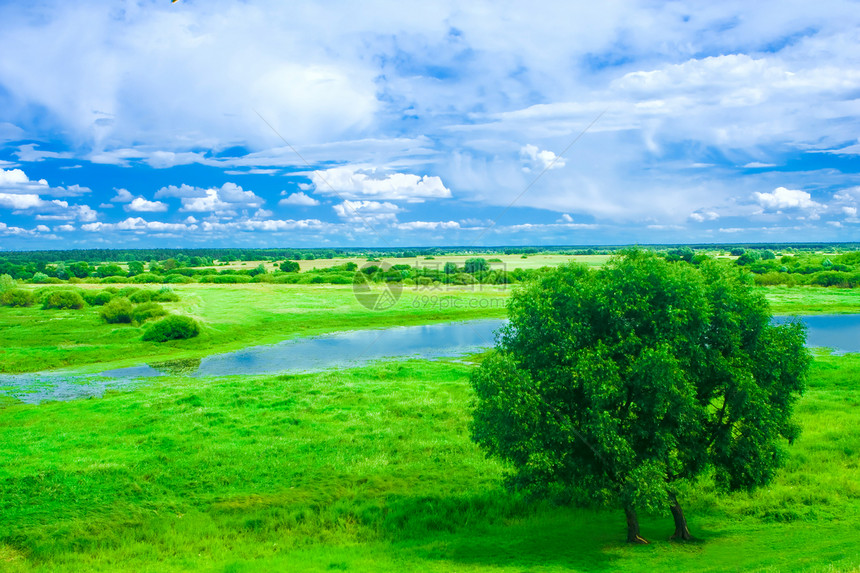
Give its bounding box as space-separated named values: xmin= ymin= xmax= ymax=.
xmin=470 ymin=249 xmax=810 ymax=543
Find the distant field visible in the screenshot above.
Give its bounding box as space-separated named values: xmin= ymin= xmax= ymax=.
xmin=195 ymin=254 xmax=613 ymax=273
xmin=0 ymin=353 xmax=857 ymax=572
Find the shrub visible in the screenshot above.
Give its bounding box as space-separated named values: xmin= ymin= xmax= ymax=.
xmin=99 ymin=276 xmax=128 ymax=284
xmin=129 ymin=290 xmax=153 ymax=303
xmin=151 ymin=288 xmax=180 ymax=302
xmin=99 ymin=297 xmax=133 ymax=323
xmin=163 ymin=274 xmax=193 ymax=284
xmin=1 ymin=289 xmax=35 ymax=307
xmin=132 ymin=273 xmax=162 ymax=284
xmin=83 ymin=290 xmax=114 ymax=306
xmin=42 ymin=290 xmax=85 ymax=310
xmin=0 ymin=274 xmax=15 ymax=292
xmin=31 ymin=272 xmax=50 ymax=283
xmin=132 ymin=302 xmax=167 ymax=324
xmin=142 ymin=315 xmax=200 ymax=342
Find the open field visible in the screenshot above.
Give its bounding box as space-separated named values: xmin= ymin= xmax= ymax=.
xmin=0 ymin=353 xmax=858 ymax=572
xmin=195 ymin=254 xmax=614 ymax=273
xmin=758 ymin=286 xmax=860 ymax=314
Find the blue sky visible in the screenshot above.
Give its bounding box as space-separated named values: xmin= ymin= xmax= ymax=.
xmin=1 ymin=0 xmax=860 ymax=249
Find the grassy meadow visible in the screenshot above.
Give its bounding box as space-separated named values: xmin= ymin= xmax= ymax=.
xmin=1 ymin=278 xmax=857 ymax=375
xmin=0 ymin=283 xmax=508 ymax=374
xmin=0 ymin=354 xmax=858 ymax=572
xmin=1 ymin=253 xmax=859 ymax=571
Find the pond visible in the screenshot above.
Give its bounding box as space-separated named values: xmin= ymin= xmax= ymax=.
xmin=2 ymin=314 xmax=858 ymax=404
xmin=0 ymin=319 xmax=505 ymax=404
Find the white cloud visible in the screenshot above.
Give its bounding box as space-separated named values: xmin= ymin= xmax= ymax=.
xmin=309 ymin=167 xmax=451 ymax=202
xmin=111 ymin=188 xmax=134 ymax=202
xmin=55 ymin=224 xmax=75 ymax=232
xmin=332 ymin=200 xmax=401 ymax=223
xmin=14 ymin=144 xmax=73 ymax=162
xmin=154 ymin=184 xmax=205 ymax=199
xmin=557 ymin=213 xmax=574 ymax=223
xmin=34 ymin=224 xmax=50 ymax=232
xmin=0 ymin=222 xmax=28 ymax=235
xmin=0 ymin=167 xmax=89 ymax=197
xmin=754 ymin=186 xmax=821 ymax=211
xmin=521 ymin=144 xmax=565 ymax=172
xmin=394 ymin=220 xmax=461 ymax=231
xmin=842 ymin=206 xmax=857 ymax=217
xmin=743 ymin=162 xmax=777 ymax=168
xmin=126 ymin=197 xmax=168 ymax=212
xmin=279 ymin=191 xmax=320 ymax=206
xmin=688 ymin=211 xmax=720 ymax=222
xmin=0 ymin=192 xmax=43 ymax=210
xmin=156 ymin=182 xmax=264 ymax=214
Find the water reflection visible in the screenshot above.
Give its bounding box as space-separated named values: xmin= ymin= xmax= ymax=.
xmin=775 ymin=314 xmax=860 ymax=354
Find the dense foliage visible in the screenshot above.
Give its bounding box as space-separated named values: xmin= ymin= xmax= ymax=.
xmin=470 ymin=250 xmax=811 ymax=543
xmin=142 ymin=315 xmax=201 ymax=342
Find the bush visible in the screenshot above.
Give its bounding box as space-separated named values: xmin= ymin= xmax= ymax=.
xmin=1 ymin=289 xmax=35 ymax=307
xmin=132 ymin=273 xmax=163 ymax=284
xmin=142 ymin=315 xmax=200 ymax=342
xmin=99 ymin=298 xmax=133 ymax=323
xmin=163 ymin=274 xmax=193 ymax=284
xmin=83 ymin=290 xmax=114 ymax=306
xmin=99 ymin=276 xmax=128 ymax=284
xmin=41 ymin=290 xmax=85 ymax=310
xmin=129 ymin=290 xmax=153 ymax=303
xmin=0 ymin=274 xmax=15 ymax=292
xmin=132 ymin=302 xmax=167 ymax=324
xmin=151 ymin=288 xmax=180 ymax=302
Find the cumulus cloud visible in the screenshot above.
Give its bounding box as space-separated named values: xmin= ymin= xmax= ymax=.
xmin=0 ymin=222 xmax=28 ymax=235
xmin=0 ymin=167 xmax=90 ymax=197
xmin=394 ymin=220 xmax=461 ymax=231
xmin=0 ymin=189 xmax=97 ymax=221
xmin=332 ymin=200 xmax=401 ymax=224
xmin=521 ymin=144 xmax=565 ymax=172
xmin=754 ymin=187 xmax=821 ymax=211
xmin=688 ymin=210 xmax=720 ymax=222
xmin=279 ymin=191 xmax=320 ymax=206
xmin=156 ymin=182 xmax=264 ymax=215
xmin=557 ymin=213 xmax=574 ymax=223
xmin=309 ymin=167 xmax=451 ymax=202
xmin=111 ymin=188 xmax=134 ymax=202
xmin=126 ymin=197 xmax=168 ymax=212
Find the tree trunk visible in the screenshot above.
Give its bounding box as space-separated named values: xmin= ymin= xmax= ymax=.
xmin=668 ymin=491 xmax=693 ymax=541
xmin=624 ymin=505 xmax=649 ymax=544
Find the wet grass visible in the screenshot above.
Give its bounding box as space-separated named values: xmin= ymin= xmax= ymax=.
xmin=0 ymin=354 xmax=858 ymax=572
xmin=0 ymin=284 xmax=508 ymax=373
xmin=759 ymin=285 xmax=860 ymax=315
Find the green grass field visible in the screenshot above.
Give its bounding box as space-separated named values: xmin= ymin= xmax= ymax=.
xmin=0 ymin=283 xmax=508 ymax=374
xmin=2 ymin=281 xmax=857 ymax=375
xmin=0 ymin=354 xmax=858 ymax=572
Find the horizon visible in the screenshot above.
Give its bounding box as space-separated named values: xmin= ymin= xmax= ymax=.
xmin=2 ymin=1 xmax=860 ymax=249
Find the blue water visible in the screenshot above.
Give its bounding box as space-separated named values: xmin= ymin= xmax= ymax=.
xmin=0 ymin=319 xmax=504 ymax=404
xmin=1 ymin=315 xmax=858 ymax=404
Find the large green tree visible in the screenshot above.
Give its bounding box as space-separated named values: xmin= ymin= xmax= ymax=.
xmin=470 ymin=250 xmax=810 ymax=543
